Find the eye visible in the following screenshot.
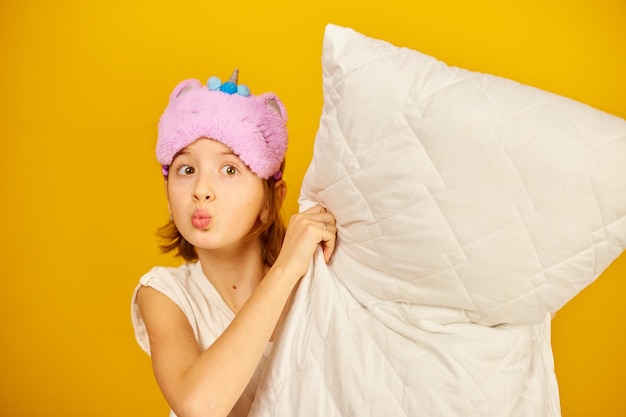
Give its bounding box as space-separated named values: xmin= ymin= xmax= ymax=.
xmin=176 ymin=165 xmax=195 ymax=175
xmin=220 ymin=164 xmax=238 ymax=176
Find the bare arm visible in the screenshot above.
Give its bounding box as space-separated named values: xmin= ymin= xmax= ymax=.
xmin=136 ymin=206 xmax=336 ymax=417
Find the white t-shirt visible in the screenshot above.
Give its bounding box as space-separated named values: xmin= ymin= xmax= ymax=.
xmin=131 ymin=261 xmax=272 ymax=417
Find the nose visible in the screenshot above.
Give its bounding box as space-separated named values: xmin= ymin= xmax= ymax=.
xmin=194 ymin=193 xmax=212 ymax=201
xmin=192 ymin=176 xmax=214 ymax=202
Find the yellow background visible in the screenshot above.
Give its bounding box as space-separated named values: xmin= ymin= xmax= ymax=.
xmin=1 ymin=0 xmax=624 ymax=416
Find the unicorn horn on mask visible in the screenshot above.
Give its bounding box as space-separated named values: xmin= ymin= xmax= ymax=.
xmin=219 ymin=69 xmax=239 ymax=94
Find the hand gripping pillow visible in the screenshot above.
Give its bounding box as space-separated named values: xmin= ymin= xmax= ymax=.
xmin=300 ymin=24 xmax=626 ymax=325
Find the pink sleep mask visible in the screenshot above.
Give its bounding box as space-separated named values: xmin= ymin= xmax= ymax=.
xmin=156 ymin=70 xmax=288 ymax=180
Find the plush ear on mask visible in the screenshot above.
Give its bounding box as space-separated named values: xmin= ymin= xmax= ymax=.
xmin=169 ymin=79 xmax=202 ymax=102
xmin=260 ymin=93 xmax=288 ymax=121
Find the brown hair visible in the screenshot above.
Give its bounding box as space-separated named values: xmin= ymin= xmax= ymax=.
xmin=157 ymin=161 xmax=287 ymax=267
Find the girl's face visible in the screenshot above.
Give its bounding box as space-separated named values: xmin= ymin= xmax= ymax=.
xmin=166 ymin=138 xmax=268 ymax=254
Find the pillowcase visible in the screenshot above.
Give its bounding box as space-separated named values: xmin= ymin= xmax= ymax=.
xmin=299 ymin=24 xmax=626 ymax=325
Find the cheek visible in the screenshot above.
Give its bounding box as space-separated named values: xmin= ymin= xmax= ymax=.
xmin=166 ymin=187 xmax=187 ymax=215
xmin=243 ymin=188 xmax=268 ymax=222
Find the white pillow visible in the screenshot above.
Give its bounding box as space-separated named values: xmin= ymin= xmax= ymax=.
xmin=299 ymin=24 xmax=626 ymax=325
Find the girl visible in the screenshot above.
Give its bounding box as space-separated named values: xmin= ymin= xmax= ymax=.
xmin=131 ymin=71 xmax=337 ymax=417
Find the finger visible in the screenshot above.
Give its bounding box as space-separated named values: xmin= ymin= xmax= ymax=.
xmin=302 ymin=204 xmax=327 ymax=214
xmin=319 ymin=218 xmax=337 ymax=233
xmin=317 ymin=212 xmax=335 ymax=226
xmin=298 ymin=205 xmax=318 ymax=216
xmin=320 ymin=222 xmax=337 ymax=262
xmin=322 ymin=234 xmax=337 ymax=263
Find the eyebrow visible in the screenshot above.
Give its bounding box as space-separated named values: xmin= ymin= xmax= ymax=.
xmin=171 ymin=149 xmax=189 ymax=160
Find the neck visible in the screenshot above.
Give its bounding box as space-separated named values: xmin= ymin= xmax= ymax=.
xmin=196 ymin=238 xmax=268 ymax=312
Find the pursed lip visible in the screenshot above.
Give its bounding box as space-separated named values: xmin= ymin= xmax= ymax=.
xmin=191 ymin=208 xmax=211 ymax=229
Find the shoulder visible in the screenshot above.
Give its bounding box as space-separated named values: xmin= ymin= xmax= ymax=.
xmin=133 ymin=262 xmax=206 ymax=319
xmin=139 ymin=262 xmax=198 ymax=288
